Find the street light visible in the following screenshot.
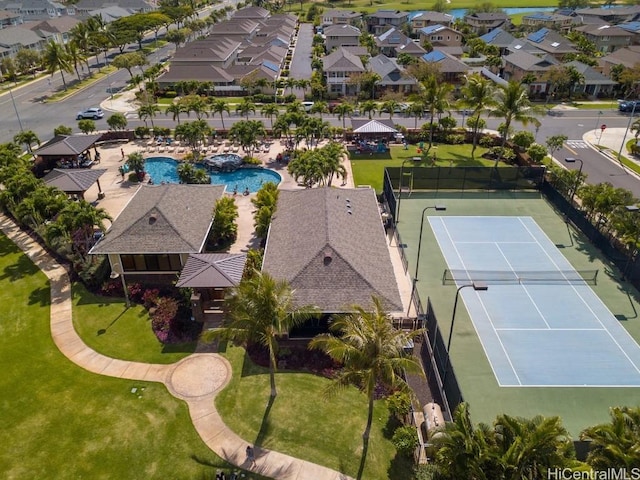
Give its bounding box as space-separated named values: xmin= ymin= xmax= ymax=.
xmin=110 ymin=260 xmax=130 ymax=307
xmin=395 ymin=157 xmax=422 ymax=224
xmin=622 ymin=205 xmax=640 ymax=281
xmin=442 ymin=282 xmax=488 ymax=384
xmin=563 ymin=157 xmax=583 ymax=203
xmin=8 ymin=87 xmax=24 ymax=133
xmin=408 ymin=205 xmax=446 ymax=316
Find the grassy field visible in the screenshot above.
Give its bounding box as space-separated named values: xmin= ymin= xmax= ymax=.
xmin=216 ymin=344 xmax=414 ymax=480
xmin=0 ymin=234 xmax=262 ymax=479
xmin=351 ymin=143 xmax=491 ymax=192
xmin=397 ymin=193 xmax=640 ymax=437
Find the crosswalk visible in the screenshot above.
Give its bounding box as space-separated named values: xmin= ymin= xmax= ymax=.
xmin=566 ymin=140 xmax=589 ymax=149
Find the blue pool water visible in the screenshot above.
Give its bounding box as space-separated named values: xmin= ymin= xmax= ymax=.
xmin=144 ymin=157 xmax=282 ymax=193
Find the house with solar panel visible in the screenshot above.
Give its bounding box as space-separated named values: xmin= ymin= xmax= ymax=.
xmin=374 ymin=27 xmax=412 ymax=57
xmin=524 ymin=28 xmax=577 ymax=60
xmin=575 ymin=24 xmax=633 ymax=54
xmin=479 ymin=28 xmax=516 ymax=56
xmin=421 ymin=50 xmax=469 ymax=84
xmin=463 ymin=12 xmax=511 ymax=35
xmin=365 ymin=10 xmax=409 ymax=35
xmin=369 ymin=54 xmax=417 ymax=95
xmin=409 ymin=11 xmax=453 ymax=32
xmin=418 ymin=24 xmax=463 ymax=49
xmin=521 ymin=12 xmax=575 ymax=32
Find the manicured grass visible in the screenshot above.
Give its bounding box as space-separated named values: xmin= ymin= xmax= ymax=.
xmin=0 ymin=234 xmax=263 ymax=479
xmin=72 ymin=283 xmax=196 ymax=364
xmin=594 ymin=142 xmax=640 ymax=176
xmin=573 ymin=101 xmax=619 ymax=110
xmin=351 ymin=143 xmax=491 ymax=192
xmin=216 ymin=345 xmax=415 ymax=480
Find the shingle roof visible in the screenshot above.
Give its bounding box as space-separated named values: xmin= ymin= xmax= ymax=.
xmin=564 ymin=60 xmax=616 ymax=85
xmin=411 ymin=11 xmax=453 ymax=23
xmin=176 ymin=253 xmax=247 ymax=288
xmin=322 ymin=47 xmax=365 ymax=72
xmin=160 ymin=64 xmax=235 ymax=83
xmin=503 ymin=50 xmax=559 ymax=71
xmin=421 ymin=49 xmax=469 ymax=73
xmin=369 ymin=54 xmax=415 ymax=86
xmin=172 ymin=38 xmax=241 ymax=62
xmin=325 ymin=24 xmax=360 ymax=36
xmin=43 ymin=168 xmax=107 ymax=193
xmin=368 ymin=10 xmax=409 ymax=20
xmin=420 ymin=24 xmax=447 ymax=35
xmin=526 ymin=28 xmax=577 ymax=54
xmin=576 ymin=24 xmax=632 ymax=37
xmin=90 ymin=184 xmax=225 ymax=255
xmin=323 ymin=9 xmax=361 ymax=19
xmin=480 ymin=27 xmax=515 ymax=46
xmin=35 ymin=134 xmax=103 ymax=156
xmin=262 ymin=188 xmax=403 ymax=313
xmin=231 ymin=5 xmax=269 ymax=19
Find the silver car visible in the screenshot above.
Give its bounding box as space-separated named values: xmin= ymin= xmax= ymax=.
xmin=76 ymin=107 xmax=104 ymax=120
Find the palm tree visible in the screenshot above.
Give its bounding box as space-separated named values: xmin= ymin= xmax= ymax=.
xmin=284 ymin=77 xmax=297 ymax=96
xmin=42 ymin=39 xmax=71 ymax=90
xmin=422 ymin=75 xmax=453 ymax=150
xmin=406 ymin=102 xmax=425 ymax=129
xmin=235 ymin=98 xmax=256 ymax=120
xmin=64 ymin=41 xmax=85 ymax=82
xmin=309 ymin=100 xmax=329 ymax=120
xmin=261 ymin=103 xmax=279 ymax=127
xmin=70 ymin=22 xmax=93 ymax=74
xmin=580 ymin=406 xmax=640 ymax=469
xmin=137 ymin=103 xmax=161 ymax=128
xmin=209 ymin=98 xmax=230 ymax=130
xmin=13 ymin=130 xmax=40 ymax=154
xmin=310 ymin=296 xmax=424 ymax=440
xmin=333 ymin=102 xmax=354 ymax=130
xmin=489 ymin=81 xmax=543 ymax=153
xmin=203 ymin=271 xmax=318 ymax=397
xmin=125 ymin=152 xmax=146 ymax=179
xmin=182 ymin=94 xmax=209 ymax=120
xmin=165 ymin=102 xmax=186 ymax=125
xmin=360 ymin=100 xmax=377 ymax=120
xmin=175 ymin=119 xmax=213 ymax=154
xmin=379 ymin=99 xmax=399 ymax=120
xmin=459 ymin=73 xmax=497 ymax=159
xmin=228 ymin=119 xmax=266 ymax=157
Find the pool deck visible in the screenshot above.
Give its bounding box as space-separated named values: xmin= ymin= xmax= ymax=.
xmin=84 ymin=138 xmax=356 ymax=255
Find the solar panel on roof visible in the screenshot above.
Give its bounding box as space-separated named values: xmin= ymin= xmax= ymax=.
xmin=528 ymin=28 xmax=548 ymax=43
xmin=262 ymin=60 xmax=278 ymax=72
xmin=481 ymin=28 xmax=501 ymax=42
xmin=423 ymin=50 xmax=446 ymax=62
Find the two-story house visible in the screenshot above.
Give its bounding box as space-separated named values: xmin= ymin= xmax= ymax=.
xmin=321 ymin=9 xmax=362 ymax=28
xmin=27 ymin=16 xmax=80 ymax=45
xmin=365 ymin=10 xmax=409 ymax=35
xmin=74 ymin=0 xmax=153 ymax=15
xmin=521 ymin=12 xmax=575 ymax=32
xmin=0 ymin=10 xmax=23 ymax=29
xmin=421 ymin=49 xmax=468 ymax=84
xmin=410 ymin=11 xmax=453 ymax=32
xmin=575 ymin=24 xmax=632 ymax=54
xmin=464 ymin=12 xmax=511 ymax=35
xmin=480 ymin=28 xmax=516 ymax=56
xmin=375 ymin=27 xmax=411 ymax=57
xmin=369 ymin=54 xmax=416 ymax=94
xmin=525 ymin=28 xmax=577 ymax=60
xmin=502 ymin=50 xmax=558 ymax=96
xmin=574 ymin=6 xmax=640 ymax=25
xmin=323 ymin=47 xmax=366 ymax=97
xmin=418 ymin=24 xmax=463 ymax=48
xmin=324 ymin=24 xmax=361 ymax=52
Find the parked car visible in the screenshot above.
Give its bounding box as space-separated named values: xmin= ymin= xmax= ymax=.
xmin=301 ymin=101 xmax=314 ymax=112
xmin=618 ymin=100 xmax=640 ymax=113
xmin=76 ymin=107 xmax=104 ymax=120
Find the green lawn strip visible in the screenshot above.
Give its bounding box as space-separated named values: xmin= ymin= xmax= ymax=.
xmin=286 ymin=0 xmax=555 ymax=14
xmin=397 ymin=194 xmax=640 ymax=436
xmin=351 ymin=144 xmax=491 ymax=192
xmin=46 ymin=67 xmax=117 ymax=103
xmin=216 ymin=345 xmax=414 ymax=480
xmin=0 ymin=234 xmax=260 ymax=479
xmin=573 ymin=101 xmax=618 ymax=110
xmin=597 ymin=145 xmax=640 ymax=176
xmin=71 ymin=282 xmax=196 ymax=364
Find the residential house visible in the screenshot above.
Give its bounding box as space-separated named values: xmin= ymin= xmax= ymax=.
xmin=324 ymin=24 xmax=361 ymax=52
xmin=90 ymin=184 xmax=226 ymax=286
xmin=421 ymin=49 xmax=468 ymax=84
xmin=564 ymin=60 xmax=616 ymax=97
xmin=321 ymin=9 xmax=361 ymax=28
xmin=208 ymin=18 xmax=260 ymax=43
xmin=1 ymin=0 xmax=73 ymax=20
xmin=598 ymin=45 xmax=640 ymax=76
xmin=463 ymin=12 xmax=511 ymax=35
xmin=0 ymin=9 xmax=23 ymax=28
xmin=230 ymin=5 xmax=270 ymax=20
xmin=575 ymin=24 xmax=632 ymax=54
xmin=480 ymin=28 xmax=516 ymax=56
xmin=505 ymin=38 xmax=545 ymax=57
xmin=521 ymin=12 xmax=574 ymax=32
xmin=502 ymin=50 xmax=559 ymax=96
xmin=410 ymin=11 xmax=453 ymax=32
xmin=323 ymin=46 xmax=365 ymax=97
xmin=394 ymin=39 xmax=426 ymax=59
xmin=369 ymin=54 xmax=416 ymax=94
xmin=0 ymin=24 xmax=45 ymax=59
xmin=170 ymin=38 xmax=241 ymax=70
xmin=262 ymin=188 xmax=403 ymax=338
xmin=418 ymin=24 xmax=463 ymax=48
xmin=574 ymin=6 xmax=640 ymax=25
xmin=618 ymin=22 xmax=640 ymax=45
xmin=26 ymin=16 xmax=79 ymax=45
xmin=525 ymin=28 xmax=577 ymax=60
xmin=375 ymin=27 xmax=411 ymax=57
xmin=82 ymin=5 xmax=131 ymax=23
xmin=74 ymin=0 xmax=154 ymax=16
xmin=365 ymin=10 xmax=409 ymax=35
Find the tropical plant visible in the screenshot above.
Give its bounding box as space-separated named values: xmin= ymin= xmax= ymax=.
xmin=13 ymin=130 xmax=40 ymax=154
xmin=174 ymin=119 xmax=213 ymax=154
xmin=360 ymin=100 xmax=378 ymax=120
xmin=459 ymin=74 xmax=497 ymax=159
xmin=137 ymin=103 xmax=161 ymax=128
xmin=42 ymin=39 xmax=71 ymax=90
xmin=182 ymin=94 xmax=209 ymax=120
xmin=211 ymin=196 xmax=238 ymax=245
xmin=309 ymin=100 xmax=329 ymax=120
xmin=235 ymin=98 xmax=256 ymax=120
xmin=106 ymin=113 xmax=128 ymax=131
xmin=203 ymin=271 xmax=319 ymax=397
xmin=166 ymin=102 xmax=187 ymax=124
xmin=177 ymin=163 xmax=209 ymax=184
xmin=53 ymin=125 xmax=72 ymax=137
xmin=125 ymin=151 xmax=145 ymax=179
xmin=421 ymin=74 xmax=453 ymax=149
xmin=252 ymin=182 xmax=279 ymax=239
xmin=379 ymin=99 xmax=400 ymax=120
xmin=309 ymin=296 xmax=424 ymax=440
xmin=333 ymin=102 xmax=354 ymax=130
xmin=260 ymin=103 xmax=279 ymax=127
xmin=228 ymin=120 xmax=266 ymax=157
xmin=209 ymin=99 xmax=230 ymax=130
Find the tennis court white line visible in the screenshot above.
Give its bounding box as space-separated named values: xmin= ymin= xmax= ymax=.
xmin=436 ymin=217 xmax=523 ymax=386
xmin=455 ymin=241 xmax=537 ymax=244
xmin=496 ymin=328 xmax=605 ymax=331
xmin=518 ymin=218 xmax=640 ymax=376
xmin=495 ymin=243 xmax=551 ymax=330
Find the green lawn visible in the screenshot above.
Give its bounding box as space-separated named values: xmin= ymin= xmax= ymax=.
xmin=216 ymin=345 xmax=415 ymax=480
xmin=72 ymin=283 xmax=196 ymax=364
xmin=351 ymin=143 xmax=491 ymax=192
xmin=573 ymin=101 xmax=619 ymax=110
xmin=0 ymin=233 xmax=263 ymax=479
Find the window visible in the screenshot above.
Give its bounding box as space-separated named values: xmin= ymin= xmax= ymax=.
xmin=121 ymin=254 xmax=183 ymax=272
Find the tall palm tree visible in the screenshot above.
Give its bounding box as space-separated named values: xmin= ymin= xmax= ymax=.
xmin=42 ymin=40 xmax=71 ymax=90
xmin=422 ymin=74 xmax=453 ymax=150
xmin=261 ymin=103 xmax=279 ymax=127
xmin=235 ymin=98 xmax=256 ymax=120
xmin=379 ymin=99 xmax=399 ymax=120
xmin=137 ymin=103 xmax=161 ymax=128
xmin=64 ymin=41 xmax=85 ymax=82
xmin=228 ymin=119 xmax=266 ymax=157
xmin=580 ymin=406 xmax=640 ymax=469
xmin=310 ymin=296 xmax=424 ymax=440
xmin=203 ymin=271 xmax=318 ymax=398
xmin=165 ymin=102 xmax=186 ymax=124
xmin=13 ymin=130 xmax=40 ymax=154
xmin=489 ymin=81 xmax=543 ymax=151
xmin=309 ymin=100 xmax=329 ymax=120
xmin=69 ymin=22 xmax=93 ymax=74
xmin=333 ymin=102 xmax=354 ymax=130
xmin=360 ymin=100 xmax=377 ymax=120
xmin=182 ymin=94 xmax=209 ymax=120
xmin=459 ymin=73 xmax=497 ymax=159
xmin=209 ymin=98 xmax=230 ymax=130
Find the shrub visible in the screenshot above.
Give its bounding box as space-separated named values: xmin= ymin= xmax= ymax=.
xmin=445 ymin=134 xmax=465 ymax=145
xmin=243 ymin=156 xmax=261 ymax=165
xmin=386 ymin=391 xmax=412 ymax=420
xmin=479 ymin=135 xmax=495 ymax=148
xmin=150 ymin=297 xmax=179 ymax=343
xmin=134 ymin=126 xmax=150 ymax=139
xmin=283 ymin=94 xmax=297 ymax=103
xmin=128 ymin=282 xmax=144 ymax=303
xmin=101 ymin=278 xmax=124 ymax=297
xmin=392 ymin=426 xmax=419 ymax=457
xmin=142 ymin=288 xmax=160 ymax=309
xmin=165 ymin=90 xmax=177 ymax=98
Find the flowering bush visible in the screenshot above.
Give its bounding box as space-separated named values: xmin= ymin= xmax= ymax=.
xmin=142 ymin=288 xmax=160 ymax=309
xmin=127 ymin=282 xmax=144 ymax=303
xmin=101 ymin=279 xmax=123 ymax=297
xmin=150 ymin=297 xmax=179 ymax=343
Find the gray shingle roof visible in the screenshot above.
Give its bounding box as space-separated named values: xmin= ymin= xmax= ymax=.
xmin=369 ymin=54 xmax=415 ymax=86
xmin=43 ymin=168 xmax=106 ymax=193
xmin=262 ymin=188 xmax=403 ymax=313
xmin=564 ymin=60 xmax=617 ymax=85
xmin=503 ymin=50 xmax=559 ymax=71
xmin=176 ymin=253 xmax=247 ymax=288
xmin=325 ymin=24 xmax=360 ymax=36
xmin=35 ymin=134 xmax=103 ymax=156
xmin=90 ymin=184 xmax=225 ymax=255
xmin=322 ymin=47 xmax=364 ymax=72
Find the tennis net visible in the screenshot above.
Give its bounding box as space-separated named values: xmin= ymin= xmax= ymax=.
xmin=442 ymin=269 xmax=599 ymax=285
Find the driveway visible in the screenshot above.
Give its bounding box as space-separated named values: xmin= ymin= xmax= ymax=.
xmin=290 ymin=23 xmax=313 ymax=85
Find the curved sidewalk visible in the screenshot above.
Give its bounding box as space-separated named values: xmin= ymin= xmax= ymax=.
xmin=0 ymin=214 xmax=352 ymax=480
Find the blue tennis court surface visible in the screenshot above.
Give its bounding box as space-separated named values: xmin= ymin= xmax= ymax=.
xmin=429 ymin=216 xmax=640 ymax=387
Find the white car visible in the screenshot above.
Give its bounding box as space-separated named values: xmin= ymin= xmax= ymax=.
xmin=76 ymin=107 xmax=104 ymax=120
xmin=302 ymin=101 xmax=314 ymax=112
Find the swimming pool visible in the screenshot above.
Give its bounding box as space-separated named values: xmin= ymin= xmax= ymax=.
xmin=144 ymin=157 xmax=282 ymax=193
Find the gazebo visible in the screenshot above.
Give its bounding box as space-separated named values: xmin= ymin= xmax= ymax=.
xmin=34 ymin=134 xmax=103 ymax=174
xmin=43 ymin=168 xmax=107 ymax=200
xmin=350 ymin=119 xmax=398 ymax=152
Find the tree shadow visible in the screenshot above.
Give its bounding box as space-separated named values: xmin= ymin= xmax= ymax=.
xmin=383 ymin=415 xmax=401 ymax=440
xmin=28 ymin=285 xmax=51 ymax=307
xmin=254 ymin=394 xmax=275 ymax=447
xmin=387 ymin=451 xmax=417 ymax=480
xmin=96 ymin=308 xmax=128 ymax=335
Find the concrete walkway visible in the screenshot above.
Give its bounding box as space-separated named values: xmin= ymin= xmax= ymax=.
xmin=0 ymin=214 xmax=353 ymax=480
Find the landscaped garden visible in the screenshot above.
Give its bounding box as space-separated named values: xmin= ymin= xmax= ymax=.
xmin=0 ymin=236 xmax=262 ymax=479
xmin=351 ymin=143 xmax=491 ymax=192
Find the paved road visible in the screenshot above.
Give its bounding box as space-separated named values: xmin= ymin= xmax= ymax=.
xmin=290 ymin=23 xmax=313 ymax=81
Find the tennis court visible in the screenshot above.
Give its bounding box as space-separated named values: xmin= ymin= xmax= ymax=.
xmin=430 ymin=216 xmax=640 ymax=387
